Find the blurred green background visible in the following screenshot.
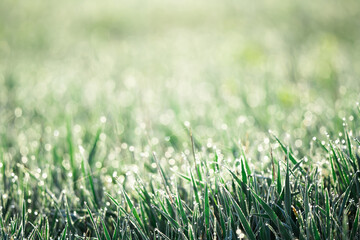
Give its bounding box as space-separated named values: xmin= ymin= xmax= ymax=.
xmin=1 ymin=0 xmax=360 ymax=174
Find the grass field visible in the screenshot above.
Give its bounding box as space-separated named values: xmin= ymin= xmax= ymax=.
xmin=1 ymin=0 xmax=360 ymax=239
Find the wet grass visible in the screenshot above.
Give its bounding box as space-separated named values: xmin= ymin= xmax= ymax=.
xmin=1 ymin=0 xmax=360 ymax=239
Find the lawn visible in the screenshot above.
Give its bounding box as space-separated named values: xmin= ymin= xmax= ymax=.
xmin=0 ymin=0 xmax=360 ymax=239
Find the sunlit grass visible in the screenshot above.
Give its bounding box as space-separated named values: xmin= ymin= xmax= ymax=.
xmin=0 ymin=0 xmax=360 ymax=239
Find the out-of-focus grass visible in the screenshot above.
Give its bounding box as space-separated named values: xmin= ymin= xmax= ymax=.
xmin=0 ymin=0 xmax=360 ymax=239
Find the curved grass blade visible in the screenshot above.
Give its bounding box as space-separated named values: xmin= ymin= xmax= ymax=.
xmin=250 ymin=189 xmax=292 ymax=239
xmin=224 ymin=189 xmax=256 ymax=240
xmin=272 ymin=135 xmax=305 ymax=174
xmin=123 ymin=190 xmax=145 ymax=231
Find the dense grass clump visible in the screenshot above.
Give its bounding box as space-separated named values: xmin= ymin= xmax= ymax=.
xmin=1 ymin=0 xmax=360 ymax=239
xmin=1 ymin=117 xmax=360 ymax=239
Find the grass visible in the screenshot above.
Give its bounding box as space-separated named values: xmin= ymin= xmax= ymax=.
xmin=1 ymin=0 xmax=360 ymax=239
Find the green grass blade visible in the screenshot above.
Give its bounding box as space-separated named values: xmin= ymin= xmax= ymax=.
xmin=152 ymin=205 xmax=180 ymax=229
xmin=22 ymin=199 xmax=26 ymax=238
xmin=106 ymin=192 xmax=119 ymax=207
xmin=241 ymin=158 xmax=248 ymax=185
xmin=273 ymin=135 xmax=305 ymax=174
xmin=204 ymin=184 xmax=210 ymax=235
xmin=311 ymin=218 xmax=321 ymax=240
xmin=226 ymin=167 xmax=243 ymax=188
xmin=325 ymin=190 xmax=331 ymax=239
xmin=101 ymin=217 xmax=112 ymax=240
xmin=60 ymin=225 xmax=67 ymax=240
xmin=45 ymin=218 xmax=49 ymax=240
xmin=224 ymin=189 xmax=256 ymax=240
xmin=88 ymin=167 xmax=99 ymax=208
xmin=188 ymin=224 xmax=195 ymax=240
xmin=338 ymin=179 xmax=353 ymax=218
xmin=85 ymin=202 xmax=102 ymax=239
xmin=65 ymin=198 xmax=75 ymax=232
xmin=285 ymin=155 xmax=292 ymax=221
xmin=88 ymin=128 xmax=101 ymax=167
xmin=189 ymin=167 xmax=200 ymax=208
xmin=251 ymin=189 xmax=292 ymax=239
xmin=177 ymin=189 xmax=189 ymax=227
xmin=350 ymin=207 xmax=360 ymax=240
xmin=123 ymin=190 xmax=145 ymax=231
xmin=277 ymin=160 xmax=282 ymax=194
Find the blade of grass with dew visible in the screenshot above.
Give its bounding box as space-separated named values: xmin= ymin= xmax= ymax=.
xmin=241 ymin=158 xmax=248 ymax=185
xmin=189 ymin=167 xmax=200 ymax=208
xmin=174 ymin=171 xmax=205 ymax=187
xmin=188 ymin=224 xmax=195 ymax=240
xmin=330 ymin=143 xmax=348 ymax=189
xmin=338 ymin=178 xmax=353 ymax=219
xmin=273 ymin=135 xmax=305 ymax=175
xmin=123 ymin=190 xmax=145 ymax=232
xmin=189 ymin=129 xmax=203 ymax=182
xmin=311 ymin=218 xmax=321 ymax=240
xmin=152 ymin=205 xmax=180 ymax=229
xmin=250 ymin=189 xmax=292 ymax=239
xmin=177 ymin=189 xmax=189 ymax=227
xmin=22 ymin=199 xmax=25 ymax=239
xmin=101 ymin=217 xmax=112 ymax=240
xmin=112 ymin=208 xmax=121 ymax=239
xmin=224 ymin=189 xmax=256 ymax=240
xmin=285 ymin=155 xmax=292 ymax=224
xmin=44 ymin=217 xmax=49 ymax=240
xmin=64 ymin=197 xmax=75 ymax=233
xmin=325 ymin=189 xmax=331 ymax=239
xmin=85 ymin=202 xmax=101 ymax=239
xmin=204 ymin=184 xmax=210 ymax=238
xmin=28 ymin=222 xmax=43 ymax=240
xmin=60 ymin=225 xmax=67 ymax=240
xmin=350 ymin=207 xmax=360 ymax=239
xmin=137 ymin=186 xmax=158 ymax=228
